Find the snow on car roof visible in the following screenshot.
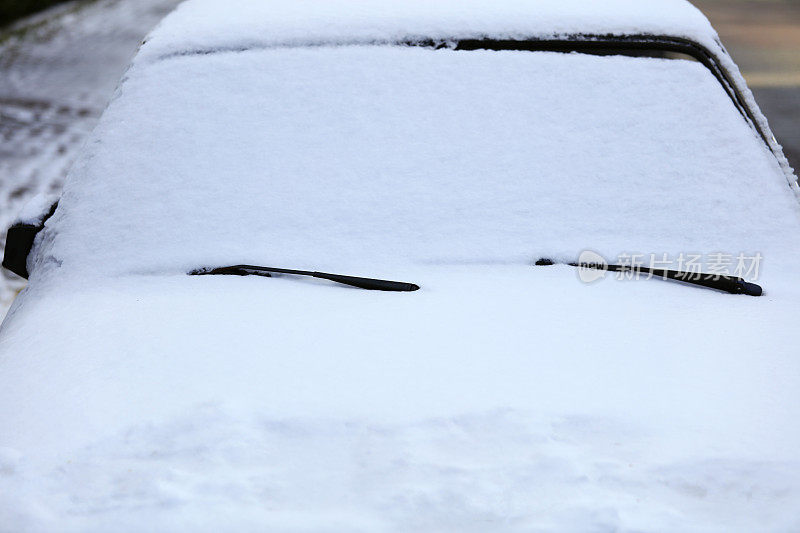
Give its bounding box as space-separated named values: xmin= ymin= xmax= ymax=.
xmin=138 ymin=0 xmax=721 ymax=62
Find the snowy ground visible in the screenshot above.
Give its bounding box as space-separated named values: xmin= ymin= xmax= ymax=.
xmin=0 ymin=0 xmax=180 ymax=317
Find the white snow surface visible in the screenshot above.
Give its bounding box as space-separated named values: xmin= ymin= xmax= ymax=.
xmin=36 ymin=47 xmax=800 ymax=277
xmin=2 ymin=270 xmax=800 ymax=531
xmin=138 ymin=0 xmax=720 ymax=62
xmin=2 ymin=36 xmax=800 ymax=533
xmin=135 ymin=0 xmax=798 ymax=194
xmin=0 ymin=0 xmax=181 ymax=316
xmin=11 ymin=193 xmax=58 ymax=226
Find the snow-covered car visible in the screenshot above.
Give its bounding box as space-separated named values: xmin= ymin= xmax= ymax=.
xmin=2 ymin=0 xmax=799 ymax=530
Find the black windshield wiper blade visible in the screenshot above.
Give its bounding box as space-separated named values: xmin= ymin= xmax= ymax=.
xmin=535 ymin=259 xmax=762 ymax=296
xmin=190 ymin=264 xmax=419 ymax=292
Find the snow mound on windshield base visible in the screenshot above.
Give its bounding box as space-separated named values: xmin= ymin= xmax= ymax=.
xmin=137 ymin=0 xmax=718 ymax=61
xmin=2 ymin=405 xmax=798 ymax=532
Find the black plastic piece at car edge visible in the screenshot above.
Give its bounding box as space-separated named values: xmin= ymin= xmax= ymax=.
xmin=190 ymin=264 xmax=420 ymax=292
xmin=535 ymin=258 xmax=762 ymax=296
xmin=2 ymin=202 xmax=58 ymax=279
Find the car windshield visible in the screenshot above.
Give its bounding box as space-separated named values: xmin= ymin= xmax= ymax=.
xmin=46 ymin=46 xmax=798 ymax=277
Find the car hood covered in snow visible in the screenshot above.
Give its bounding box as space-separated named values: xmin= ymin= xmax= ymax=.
xmin=1 ymin=0 xmax=800 ymax=530
xmin=3 ymin=267 xmax=800 ymax=530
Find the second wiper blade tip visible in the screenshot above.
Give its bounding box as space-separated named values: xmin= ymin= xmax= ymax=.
xmin=536 ymin=258 xmax=762 ymax=296
xmin=191 ymin=265 xmax=420 ymax=292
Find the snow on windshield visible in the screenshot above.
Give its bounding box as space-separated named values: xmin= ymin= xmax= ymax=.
xmin=41 ymin=46 xmax=798 ymax=280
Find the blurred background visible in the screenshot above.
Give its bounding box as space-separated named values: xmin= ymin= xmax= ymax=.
xmin=0 ymin=0 xmax=799 ymax=315
xmin=695 ymin=0 xmax=800 ymax=171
